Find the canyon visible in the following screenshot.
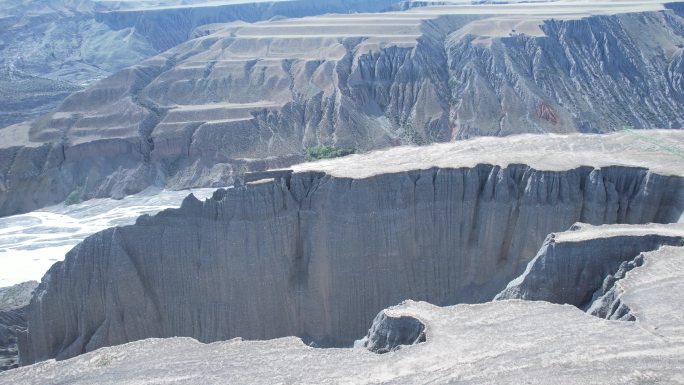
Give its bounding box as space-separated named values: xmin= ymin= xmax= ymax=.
xmin=0 ymin=130 xmax=684 ymax=384
xmin=1 ymin=1 xmax=683 ymax=383
xmin=16 ymin=130 xmax=684 ymax=365
xmin=2 ymin=0 xmax=683 ymax=217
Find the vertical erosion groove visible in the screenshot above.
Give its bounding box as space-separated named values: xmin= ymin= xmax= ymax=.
xmin=19 ymin=164 xmax=684 ymax=363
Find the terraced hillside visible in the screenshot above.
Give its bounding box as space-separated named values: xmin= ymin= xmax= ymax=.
xmin=1 ymin=0 xmax=682 ymax=217
xmin=0 ymin=0 xmax=398 ymax=127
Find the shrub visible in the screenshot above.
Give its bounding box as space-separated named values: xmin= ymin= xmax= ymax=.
xmin=305 ymin=146 xmax=355 ymax=161
xmin=65 ymin=189 xmax=82 ymax=206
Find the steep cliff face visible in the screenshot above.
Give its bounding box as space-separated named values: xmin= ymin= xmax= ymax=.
xmin=0 ymin=281 xmax=38 ymax=371
xmin=446 ymin=10 xmax=684 ymax=137
xmin=596 ymin=245 xmax=684 ymax=342
xmin=586 ymin=252 xmax=646 ymax=321
xmin=19 ymin=163 xmax=684 ymax=364
xmin=495 ymin=223 xmax=684 ymax=309
xmin=2 ymin=3 xmax=682 ymax=216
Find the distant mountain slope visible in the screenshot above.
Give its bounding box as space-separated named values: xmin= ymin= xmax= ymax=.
xmin=0 ymin=1 xmax=682 ymax=217
xmin=0 ymin=0 xmax=399 ymax=127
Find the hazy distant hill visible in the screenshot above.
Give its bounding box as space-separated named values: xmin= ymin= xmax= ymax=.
xmin=0 ymin=0 xmax=398 ymax=127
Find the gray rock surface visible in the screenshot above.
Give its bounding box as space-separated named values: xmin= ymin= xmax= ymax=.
xmin=354 ymin=305 xmax=426 ymax=354
xmin=0 ymin=281 xmax=38 ymax=372
xmin=600 ymin=245 xmax=684 ymax=343
xmin=2 ymin=1 xmax=683 ymax=217
xmin=18 ymin=161 xmax=684 ymax=364
xmin=0 ymin=282 xmax=37 ymax=313
xmin=0 ymin=0 xmax=398 ymax=128
xmin=495 ymin=223 xmax=684 ymax=308
xmin=0 ymin=186 xmax=219 ymax=288
xmin=585 ymin=253 xmax=645 ymax=320
xmin=586 ymin=244 xmax=684 ymax=329
xmin=4 ymin=292 xmax=684 ymax=384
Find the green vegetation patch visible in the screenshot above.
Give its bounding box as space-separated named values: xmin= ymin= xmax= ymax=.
xmin=305 ymin=146 xmax=355 ymax=161
xmin=65 ymin=189 xmax=83 ymax=206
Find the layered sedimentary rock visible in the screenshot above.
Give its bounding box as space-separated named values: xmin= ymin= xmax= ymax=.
xmin=0 ymin=281 xmax=38 ymax=371
xmin=0 ymin=0 xmax=398 ymax=127
xmin=2 ymin=1 xmax=683 ymax=216
xmin=495 ymin=223 xmax=684 ymax=309
xmin=18 ymin=131 xmax=684 ymax=364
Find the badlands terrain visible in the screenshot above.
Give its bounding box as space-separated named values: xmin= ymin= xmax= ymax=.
xmin=2 ymin=0 xmax=684 ymax=216
xmin=1 ymin=129 xmax=684 ymax=382
xmin=0 ymin=0 xmax=398 ymax=127
xmin=0 ymin=0 xmax=684 ymax=383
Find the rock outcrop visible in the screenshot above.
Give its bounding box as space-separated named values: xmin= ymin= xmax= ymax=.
xmin=586 ymin=244 xmax=684 ymax=328
xmin=355 ymin=305 xmax=426 ymax=354
xmin=495 ymin=223 xmax=684 ymax=311
xmin=2 ymin=2 xmax=683 ymax=216
xmin=585 ymin=252 xmax=645 ymax=321
xmin=0 ymin=281 xmax=38 ymax=371
xmin=601 ymin=245 xmax=684 ymax=342
xmin=18 ymin=159 xmax=684 ymax=364
xmin=6 ymin=293 xmax=684 ymax=384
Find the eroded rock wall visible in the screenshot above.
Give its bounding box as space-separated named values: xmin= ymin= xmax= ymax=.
xmin=19 ymin=165 xmax=684 ymax=364
xmin=0 ymin=281 xmax=38 ymax=371
xmin=495 ymin=226 xmax=684 ymax=307
xmin=3 ymin=8 xmax=684 ymax=216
